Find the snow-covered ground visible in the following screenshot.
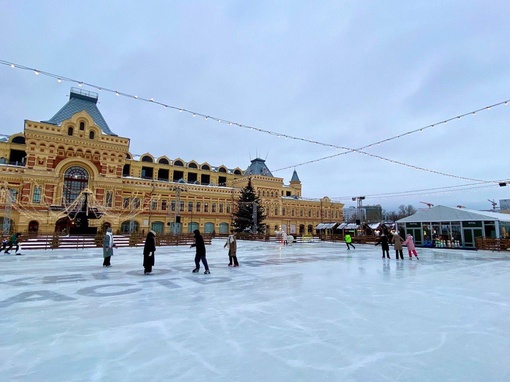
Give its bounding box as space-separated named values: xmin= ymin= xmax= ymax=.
xmin=1 ymin=239 xmax=509 ymax=382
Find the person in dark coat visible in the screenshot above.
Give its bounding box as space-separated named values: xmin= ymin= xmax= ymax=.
xmin=102 ymin=228 xmax=114 ymax=266
xmin=190 ymin=229 xmax=210 ymax=274
xmin=143 ymin=230 xmax=156 ymax=275
xmin=375 ymin=233 xmax=391 ymax=259
xmin=4 ymin=232 xmax=21 ymax=254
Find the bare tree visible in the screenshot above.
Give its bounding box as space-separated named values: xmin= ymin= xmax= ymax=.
xmin=397 ymin=204 xmax=417 ymax=219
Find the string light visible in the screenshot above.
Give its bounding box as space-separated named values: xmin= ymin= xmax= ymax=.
xmin=1 ymin=59 xmax=509 ymax=186
xmin=328 ymin=181 xmax=507 ymax=203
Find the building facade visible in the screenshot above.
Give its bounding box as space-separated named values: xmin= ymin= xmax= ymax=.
xmin=0 ymin=88 xmax=343 ymax=236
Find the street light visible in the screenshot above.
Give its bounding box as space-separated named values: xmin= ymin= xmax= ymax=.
xmin=352 ymin=196 xmax=365 ymax=236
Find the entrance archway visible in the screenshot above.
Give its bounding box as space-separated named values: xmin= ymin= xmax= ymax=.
xmin=28 ymin=220 xmax=39 ymax=236
xmin=55 ymin=217 xmax=72 ymax=234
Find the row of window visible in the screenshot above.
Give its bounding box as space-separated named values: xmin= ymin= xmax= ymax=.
xmin=123 ymin=197 xmax=232 ymax=214
xmin=67 ymin=125 xmax=96 ymax=139
xmin=136 ymin=155 xmax=242 ymax=175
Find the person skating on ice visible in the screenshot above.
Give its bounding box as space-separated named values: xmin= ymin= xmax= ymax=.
xmin=4 ymin=232 xmax=21 ymax=254
xmin=391 ymin=231 xmax=405 ymax=260
xmin=143 ymin=230 xmax=156 ymax=274
xmin=344 ymin=233 xmax=355 ymax=250
xmin=224 ymin=229 xmax=239 ymax=266
xmin=375 ymin=232 xmax=391 ymax=259
xmin=190 ymin=229 xmax=210 ymax=274
xmin=403 ymin=234 xmax=419 ymax=260
xmin=102 ymin=228 xmax=114 ymax=267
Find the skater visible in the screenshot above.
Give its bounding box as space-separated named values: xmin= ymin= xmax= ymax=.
xmin=345 ymin=233 xmax=355 ymax=250
xmin=143 ymin=230 xmax=156 ymax=274
xmin=224 ymin=229 xmax=239 ymax=267
xmin=375 ymin=233 xmax=390 ymax=258
xmin=403 ymin=234 xmax=419 ymax=260
xmin=391 ymin=231 xmax=405 ymax=260
xmin=4 ymin=232 xmax=21 ymax=254
xmin=102 ymin=228 xmax=114 ymax=267
xmin=190 ymin=229 xmax=210 ymax=274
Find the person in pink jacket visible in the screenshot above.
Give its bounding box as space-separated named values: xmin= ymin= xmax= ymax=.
xmin=403 ymin=234 xmax=419 ymax=260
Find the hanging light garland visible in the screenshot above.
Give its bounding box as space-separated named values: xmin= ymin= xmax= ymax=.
xmin=1 ymin=59 xmax=508 ymax=186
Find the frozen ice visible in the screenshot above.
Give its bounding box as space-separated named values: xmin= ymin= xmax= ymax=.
xmin=1 ymin=239 xmax=509 ymax=381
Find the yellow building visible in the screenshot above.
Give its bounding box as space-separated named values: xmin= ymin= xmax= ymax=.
xmin=0 ymin=88 xmax=343 ymax=236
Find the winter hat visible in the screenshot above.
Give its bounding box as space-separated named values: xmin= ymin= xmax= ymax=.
xmin=149 ymin=230 xmax=156 ymax=236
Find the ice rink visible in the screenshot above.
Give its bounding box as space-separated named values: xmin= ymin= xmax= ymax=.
xmin=1 ymin=239 xmax=509 ymax=382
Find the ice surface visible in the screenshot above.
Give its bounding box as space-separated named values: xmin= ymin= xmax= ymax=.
xmin=1 ymin=239 xmax=509 ymax=381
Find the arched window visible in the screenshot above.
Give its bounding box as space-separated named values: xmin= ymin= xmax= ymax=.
xmin=89 ymin=131 xmax=95 ymax=139
xmin=158 ymin=158 xmax=169 ymax=165
xmin=174 ymin=160 xmax=184 ymax=167
xmin=201 ymin=164 xmax=210 ymax=171
xmin=141 ymin=155 xmax=153 ymax=163
xmin=67 ymin=127 xmax=73 ymax=136
xmin=188 ymin=162 xmax=198 ymax=169
xmin=121 ymin=220 xmax=139 ymax=233
xmin=63 ymin=166 xmax=89 ymax=205
xmin=204 ymin=222 xmax=215 ymax=233
xmin=79 ymin=122 xmax=85 ymax=130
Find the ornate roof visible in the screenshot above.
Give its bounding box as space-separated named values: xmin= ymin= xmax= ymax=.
xmin=244 ymin=158 xmax=273 ymax=177
xmin=291 ymin=169 xmax=300 ymax=182
xmin=43 ymin=88 xmax=117 ymax=136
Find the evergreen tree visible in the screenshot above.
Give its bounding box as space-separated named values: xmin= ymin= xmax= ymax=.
xmin=233 ymin=178 xmax=266 ymax=233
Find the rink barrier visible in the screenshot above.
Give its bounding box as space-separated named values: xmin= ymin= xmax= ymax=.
xmin=16 ymin=233 xmax=212 ymax=251
xmin=475 ymin=237 xmax=510 ymax=251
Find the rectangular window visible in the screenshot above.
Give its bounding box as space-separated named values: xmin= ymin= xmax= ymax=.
xmin=180 ymin=201 xmax=184 ymax=212
xmin=219 ymin=203 xmax=224 ymax=213
xmin=133 ymin=198 xmax=140 ymax=209
xmin=204 ymin=203 xmax=208 ymax=213
xmin=161 ymin=200 xmax=167 ymax=211
xmin=33 ymin=186 xmax=42 ymax=203
xmin=227 ymin=204 xmax=231 ymax=214
xmin=123 ymin=197 xmax=130 ymax=209
xmin=212 ymin=203 xmax=216 ymax=213
xmin=274 ymin=207 xmax=278 ymax=216
xmin=106 ymin=191 xmax=113 ymax=208
xmin=151 ymin=200 xmax=157 ymax=210
xmin=171 ymin=201 xmax=176 ymax=212
xmin=196 ymin=202 xmax=201 ymax=212
xmin=188 ymin=202 xmax=193 ymax=212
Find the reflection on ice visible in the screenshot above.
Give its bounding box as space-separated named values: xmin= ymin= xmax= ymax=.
xmin=1 ymin=239 xmax=509 ymax=381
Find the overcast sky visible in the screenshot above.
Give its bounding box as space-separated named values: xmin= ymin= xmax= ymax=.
xmin=1 ymin=1 xmax=510 ymax=212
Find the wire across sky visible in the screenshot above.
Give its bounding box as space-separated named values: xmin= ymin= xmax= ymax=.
xmin=1 ymin=59 xmax=508 ymax=202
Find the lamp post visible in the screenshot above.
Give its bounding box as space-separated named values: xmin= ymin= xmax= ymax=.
xmin=352 ymin=196 xmax=365 ymax=236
